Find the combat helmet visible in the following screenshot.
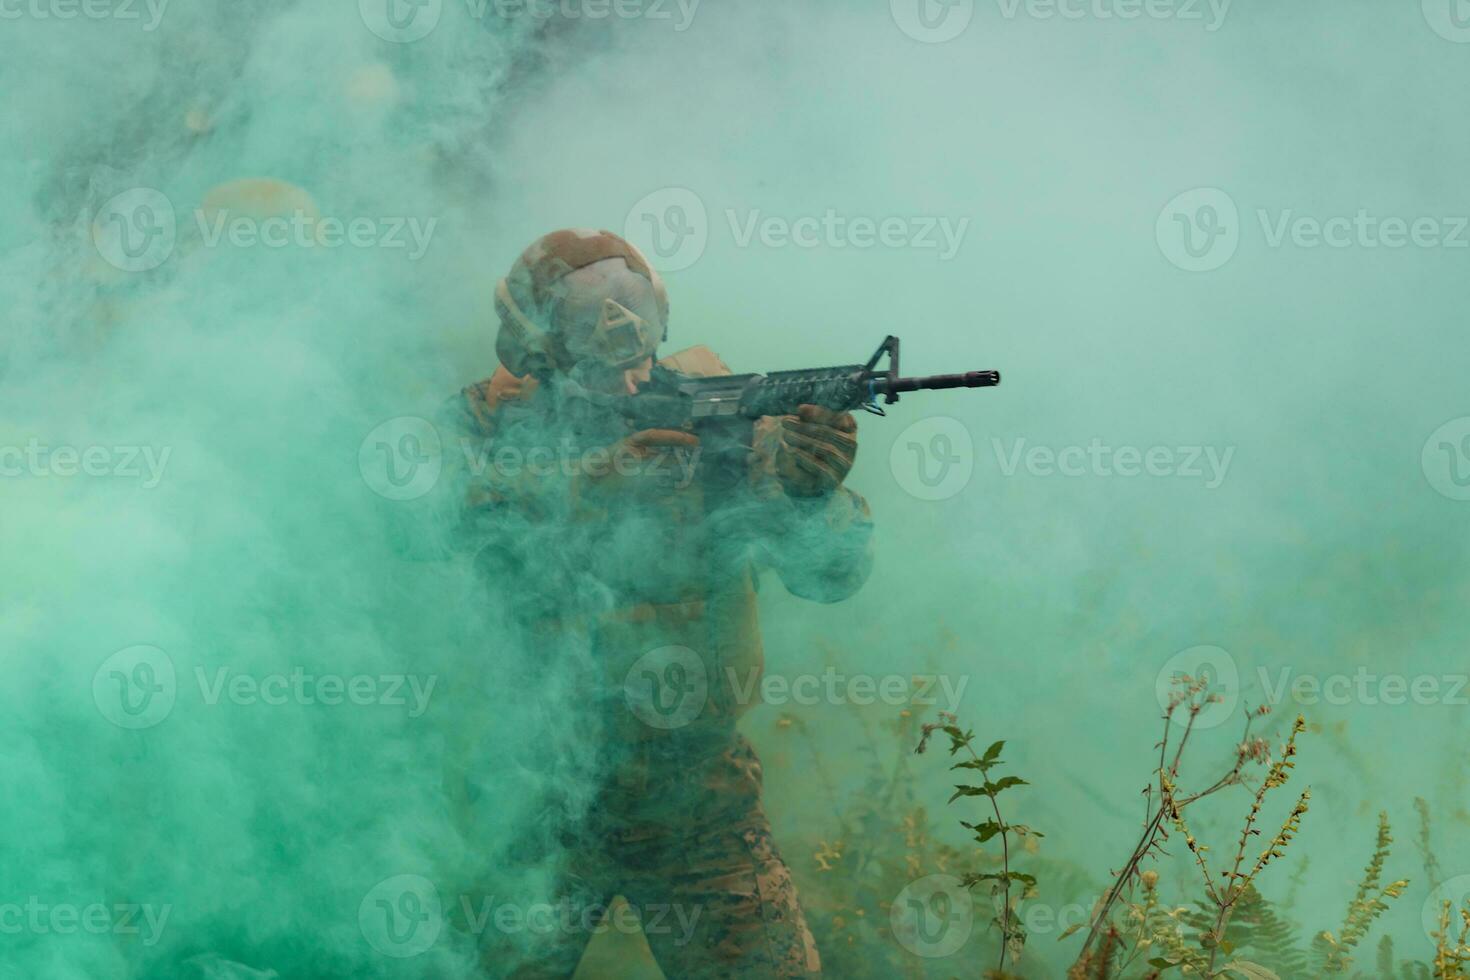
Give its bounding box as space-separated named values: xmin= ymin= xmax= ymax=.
xmin=494 ymin=229 xmax=668 ymax=379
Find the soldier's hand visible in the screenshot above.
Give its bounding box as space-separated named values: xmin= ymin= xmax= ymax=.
xmin=581 ymin=428 xmax=700 ymax=495
xmin=620 ymin=428 xmax=700 ymax=459
xmin=769 ymin=405 xmax=858 ymax=497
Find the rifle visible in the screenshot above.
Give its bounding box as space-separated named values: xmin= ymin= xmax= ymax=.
xmin=607 ymin=336 xmax=998 ymax=489
xmin=618 ymin=335 xmax=1000 ymax=431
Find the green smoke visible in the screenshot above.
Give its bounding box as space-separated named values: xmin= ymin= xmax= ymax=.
xmin=3 ymin=1 xmax=1468 ymax=977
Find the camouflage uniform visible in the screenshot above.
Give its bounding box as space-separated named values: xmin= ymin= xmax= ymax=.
xmin=452 ymin=347 xmax=873 ymax=979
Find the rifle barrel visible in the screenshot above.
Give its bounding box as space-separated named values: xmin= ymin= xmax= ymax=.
xmin=880 ymin=370 xmax=1001 ymax=396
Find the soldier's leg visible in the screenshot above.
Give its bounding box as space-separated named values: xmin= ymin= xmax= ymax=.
xmin=625 ymin=738 xmax=821 ymax=979
xmin=636 ymin=818 xmax=822 ymax=979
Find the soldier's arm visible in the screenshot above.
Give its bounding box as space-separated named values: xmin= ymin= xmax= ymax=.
xmin=661 ymin=345 xmax=876 ymax=601
xmin=755 ymin=486 xmax=875 ymax=604
xmin=742 ymin=399 xmax=874 ymax=603
xmin=433 ymin=368 xmax=556 ymax=560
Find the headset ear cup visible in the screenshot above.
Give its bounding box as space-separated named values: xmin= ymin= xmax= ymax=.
xmin=494 ymin=278 xmax=555 ymax=377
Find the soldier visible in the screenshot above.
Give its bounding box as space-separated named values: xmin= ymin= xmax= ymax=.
xmin=449 ymin=229 xmax=873 ymax=979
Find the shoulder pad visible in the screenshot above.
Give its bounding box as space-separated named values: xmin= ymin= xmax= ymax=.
xmin=657 ymin=345 xmax=731 ymax=378
xmin=462 ymin=366 xmax=538 ymax=430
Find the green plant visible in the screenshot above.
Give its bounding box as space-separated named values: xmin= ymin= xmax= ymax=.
xmin=1067 ymin=675 xmax=1277 ymax=976
xmin=1428 ymin=897 xmax=1470 ymax=979
xmin=782 ymin=705 xmax=969 ymax=980
xmin=1057 ymin=676 xmax=1410 ymax=980
xmin=1171 ymin=714 xmax=1310 ymax=976
xmin=1415 ymin=796 xmax=1444 ymax=892
xmin=917 ymin=711 xmax=1043 ymax=977
xmin=1309 ymin=811 xmax=1409 ymax=973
